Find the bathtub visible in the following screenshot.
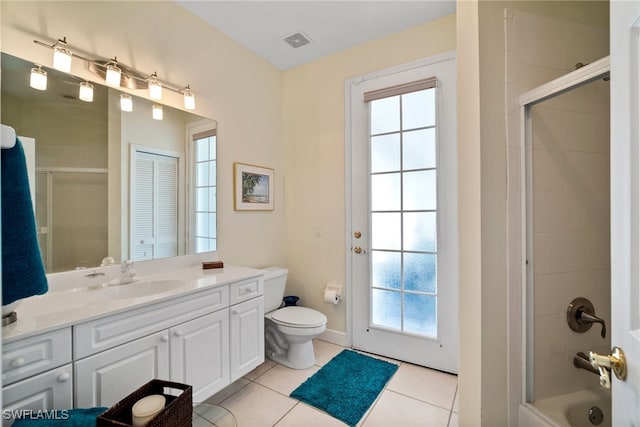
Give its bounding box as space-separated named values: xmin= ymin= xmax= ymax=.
xmin=521 ymin=388 xmax=611 ymax=427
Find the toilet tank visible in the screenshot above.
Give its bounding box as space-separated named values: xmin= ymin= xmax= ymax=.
xmin=262 ymin=267 xmax=289 ymax=312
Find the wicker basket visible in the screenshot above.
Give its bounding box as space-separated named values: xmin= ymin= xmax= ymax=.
xmin=97 ymin=379 xmax=192 ymax=427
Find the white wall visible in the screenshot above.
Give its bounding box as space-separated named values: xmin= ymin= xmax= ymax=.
xmin=0 ymin=0 xmax=286 ymax=268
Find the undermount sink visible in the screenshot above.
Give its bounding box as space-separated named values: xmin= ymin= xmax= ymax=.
xmin=101 ymin=280 xmax=186 ymax=299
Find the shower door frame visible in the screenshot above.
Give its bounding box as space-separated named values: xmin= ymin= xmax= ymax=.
xmin=519 ymin=57 xmax=610 ymax=413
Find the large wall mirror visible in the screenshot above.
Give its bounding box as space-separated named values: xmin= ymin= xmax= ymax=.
xmin=1 ymin=52 xmax=217 ymax=273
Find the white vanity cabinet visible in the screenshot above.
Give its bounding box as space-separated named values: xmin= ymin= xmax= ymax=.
xmin=74 ymin=285 xmax=230 ymax=407
xmin=2 ymin=268 xmax=265 ymax=413
xmin=169 ymin=309 xmax=230 ymax=402
xmin=229 ymin=278 xmax=265 ymax=382
xmin=1 ymin=328 xmax=73 ymax=424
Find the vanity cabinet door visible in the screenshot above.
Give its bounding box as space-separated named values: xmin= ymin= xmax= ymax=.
xmin=230 ymin=296 xmax=264 ymax=382
xmin=74 ymin=331 xmax=169 ymax=408
xmin=2 ymin=364 xmax=73 ymax=426
xmin=169 ymin=309 xmax=230 ymax=403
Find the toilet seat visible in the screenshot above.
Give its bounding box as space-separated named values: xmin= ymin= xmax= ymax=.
xmin=271 ymin=306 xmax=327 ymax=328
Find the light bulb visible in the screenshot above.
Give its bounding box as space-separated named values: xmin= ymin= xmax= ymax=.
xmin=52 ymin=44 xmax=72 ymax=73
xmin=120 ymin=94 xmax=133 ymax=112
xmin=152 ymin=104 xmax=163 ymax=120
xmin=30 ymin=66 xmax=47 ymax=91
xmin=148 ymin=73 xmax=162 ymax=100
xmin=105 ymin=63 xmax=121 ymax=87
xmin=79 ymin=82 xmax=94 ymax=102
xmin=183 ymin=86 xmax=196 ymax=110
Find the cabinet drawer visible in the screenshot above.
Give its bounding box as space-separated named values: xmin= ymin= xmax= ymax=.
xmin=74 ymin=285 xmax=228 ymax=359
xmin=229 ymin=277 xmax=263 ymax=305
xmin=2 ymin=328 xmax=72 ymax=386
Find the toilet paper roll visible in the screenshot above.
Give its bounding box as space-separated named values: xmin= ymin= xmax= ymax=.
xmin=324 ymin=289 xmax=339 ymax=304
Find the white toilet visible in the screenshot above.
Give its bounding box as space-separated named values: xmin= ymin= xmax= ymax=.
xmin=262 ymin=267 xmax=327 ymax=369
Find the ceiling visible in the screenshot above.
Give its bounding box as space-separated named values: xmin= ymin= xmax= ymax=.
xmin=175 ymin=1 xmax=456 ymax=70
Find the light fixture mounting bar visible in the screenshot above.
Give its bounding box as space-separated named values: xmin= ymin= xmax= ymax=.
xmin=32 ymin=38 xmax=191 ymax=96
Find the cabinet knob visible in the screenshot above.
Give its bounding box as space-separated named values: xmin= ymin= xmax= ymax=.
xmin=57 ymin=372 xmax=71 ymax=382
xmin=9 ymin=357 xmax=25 ymax=368
xmin=160 ymin=335 xmax=169 ymax=342
xmin=173 ymin=330 xmax=183 ymax=337
xmin=232 ymin=309 xmax=240 ymax=315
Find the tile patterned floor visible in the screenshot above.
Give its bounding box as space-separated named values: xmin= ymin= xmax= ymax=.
xmin=203 ymin=340 xmax=459 ymax=427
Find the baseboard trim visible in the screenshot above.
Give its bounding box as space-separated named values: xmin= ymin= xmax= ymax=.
xmin=318 ymin=329 xmax=347 ymax=347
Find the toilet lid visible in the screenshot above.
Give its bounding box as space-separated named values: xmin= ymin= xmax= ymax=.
xmin=271 ymin=306 xmax=327 ymax=327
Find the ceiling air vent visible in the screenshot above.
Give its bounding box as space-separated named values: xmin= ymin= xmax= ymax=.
xmin=283 ymin=31 xmax=312 ymax=49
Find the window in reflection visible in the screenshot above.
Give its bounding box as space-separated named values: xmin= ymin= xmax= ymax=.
xmin=190 ymin=125 xmax=217 ymax=252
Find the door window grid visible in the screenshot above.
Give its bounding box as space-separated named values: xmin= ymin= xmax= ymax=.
xmin=369 ymin=87 xmax=438 ymax=337
xmin=194 ymin=134 xmax=217 ymax=252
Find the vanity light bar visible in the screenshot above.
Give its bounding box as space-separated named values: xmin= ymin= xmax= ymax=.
xmin=32 ymin=37 xmax=197 ymax=111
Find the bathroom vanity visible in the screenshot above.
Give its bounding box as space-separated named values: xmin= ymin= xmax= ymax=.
xmin=2 ymin=265 xmax=264 ymax=415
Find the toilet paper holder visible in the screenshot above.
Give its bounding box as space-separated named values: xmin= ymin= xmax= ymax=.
xmin=323 ymin=284 xmax=343 ymax=303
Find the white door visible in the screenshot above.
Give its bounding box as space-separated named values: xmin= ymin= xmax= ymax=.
xmin=347 ymin=53 xmax=458 ymax=373
xmin=609 ymin=1 xmax=640 ymax=423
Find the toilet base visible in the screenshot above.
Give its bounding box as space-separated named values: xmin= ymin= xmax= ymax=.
xmin=266 ymin=340 xmax=315 ymax=370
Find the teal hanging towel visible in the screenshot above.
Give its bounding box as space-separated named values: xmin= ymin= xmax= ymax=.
xmin=1 ymin=138 xmax=48 ymax=306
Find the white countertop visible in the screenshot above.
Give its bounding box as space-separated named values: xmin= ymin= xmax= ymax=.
xmin=2 ymin=264 xmax=264 ymax=343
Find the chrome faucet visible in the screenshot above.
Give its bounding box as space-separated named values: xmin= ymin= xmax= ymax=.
xmin=112 ymin=260 xmax=136 ymax=285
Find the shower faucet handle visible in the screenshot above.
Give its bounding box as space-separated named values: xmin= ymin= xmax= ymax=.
xmin=567 ymin=297 xmax=607 ymax=338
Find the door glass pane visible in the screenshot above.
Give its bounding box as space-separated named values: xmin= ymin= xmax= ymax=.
xmin=403 ymin=293 xmax=436 ymax=336
xmin=371 ymin=173 xmax=400 ymax=211
xmin=404 ymin=253 xmax=436 ymax=293
xmin=403 ymin=128 xmax=436 ymax=170
xmin=371 ymin=97 xmax=400 ymax=134
xmin=403 ymin=170 xmax=436 ymax=210
xmin=372 ymin=289 xmax=401 ymax=329
xmin=372 ymin=251 xmax=401 ymax=290
xmin=402 ymin=88 xmax=435 ymax=129
xmin=371 ymin=213 xmax=401 ymax=250
xmin=403 ymin=212 xmax=436 ymax=252
xmin=371 ymin=134 xmax=400 ymax=173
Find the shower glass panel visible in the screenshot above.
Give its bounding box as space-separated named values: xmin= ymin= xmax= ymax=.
xmin=524 ymin=76 xmax=611 ymax=421
xmin=35 ymin=170 xmax=108 ymax=273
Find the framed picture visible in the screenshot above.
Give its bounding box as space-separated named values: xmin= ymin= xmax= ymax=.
xmin=234 ymin=162 xmax=274 ymax=211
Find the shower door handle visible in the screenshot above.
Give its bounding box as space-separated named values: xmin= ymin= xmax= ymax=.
xmin=589 ymin=346 xmax=627 ymax=389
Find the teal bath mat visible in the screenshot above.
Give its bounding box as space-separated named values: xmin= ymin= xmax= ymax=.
xmin=290 ymin=349 xmax=399 ymax=426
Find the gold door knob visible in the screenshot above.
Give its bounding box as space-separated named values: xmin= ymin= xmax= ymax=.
xmin=354 ymin=231 xmax=362 ymax=239
xmin=353 ymin=246 xmax=366 ymax=254
xmin=589 ymin=346 xmax=627 ymax=389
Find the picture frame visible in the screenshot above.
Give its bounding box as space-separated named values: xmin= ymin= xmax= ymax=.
xmin=233 ymin=162 xmax=274 ymax=211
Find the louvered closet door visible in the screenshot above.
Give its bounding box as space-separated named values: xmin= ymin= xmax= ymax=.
xmin=132 ymin=151 xmax=178 ymax=261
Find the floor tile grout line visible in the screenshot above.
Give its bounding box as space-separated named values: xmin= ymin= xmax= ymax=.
xmin=383 ymin=388 xmax=456 ymax=413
